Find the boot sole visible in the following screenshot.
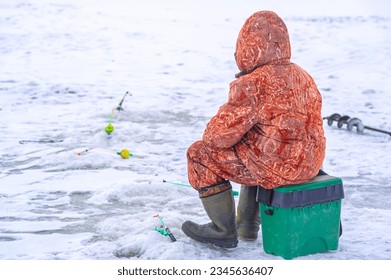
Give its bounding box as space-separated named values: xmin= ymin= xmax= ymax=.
xmin=182 ymin=225 xmax=238 ymax=248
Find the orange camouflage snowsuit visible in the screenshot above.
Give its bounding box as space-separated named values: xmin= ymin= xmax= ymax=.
xmin=187 ymin=11 xmax=326 ymax=192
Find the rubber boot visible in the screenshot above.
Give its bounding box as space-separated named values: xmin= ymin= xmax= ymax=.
xmin=236 ymin=185 xmax=260 ymax=241
xmin=182 ymin=185 xmax=238 ymax=248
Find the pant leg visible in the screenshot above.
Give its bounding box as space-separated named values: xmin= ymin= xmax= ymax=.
xmin=187 ymin=140 xmax=258 ymax=190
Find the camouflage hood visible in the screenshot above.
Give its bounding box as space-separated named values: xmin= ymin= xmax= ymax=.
xmin=235 ymin=11 xmax=291 ymax=77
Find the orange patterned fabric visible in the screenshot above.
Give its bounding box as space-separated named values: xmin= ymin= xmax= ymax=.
xmin=187 ymin=11 xmax=326 ymax=190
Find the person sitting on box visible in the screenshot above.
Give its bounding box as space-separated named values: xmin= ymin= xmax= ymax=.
xmin=181 ymin=10 xmax=326 ymax=248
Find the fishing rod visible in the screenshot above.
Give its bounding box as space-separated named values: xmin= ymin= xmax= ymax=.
xmin=153 ymin=214 xmax=177 ymax=242
xmin=104 ymin=91 xmax=133 ymax=135
xmin=76 ymin=148 xmax=132 ymax=159
xmin=116 ymin=91 xmax=131 ymax=111
xmin=163 ymin=179 xmax=239 ymax=197
xmin=19 ymin=139 xmax=64 ymax=144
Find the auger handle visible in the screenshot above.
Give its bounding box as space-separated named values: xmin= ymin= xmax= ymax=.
xmin=364 ymin=126 xmax=391 ymax=136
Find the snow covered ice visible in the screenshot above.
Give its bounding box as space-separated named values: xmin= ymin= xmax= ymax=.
xmin=0 ymin=0 xmax=390 ymax=260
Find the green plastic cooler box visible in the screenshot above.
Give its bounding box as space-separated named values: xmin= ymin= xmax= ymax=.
xmin=256 ymin=174 xmax=344 ymax=259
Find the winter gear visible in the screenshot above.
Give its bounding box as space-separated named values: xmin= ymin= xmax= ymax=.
xmin=198 ymin=180 xmax=233 ymax=198
xmin=187 ymin=11 xmax=325 ymax=190
xmin=187 ymin=140 xmax=258 ymax=189
xmin=236 ymin=185 xmax=260 ymax=240
xmin=182 ymin=185 xmax=238 ymax=248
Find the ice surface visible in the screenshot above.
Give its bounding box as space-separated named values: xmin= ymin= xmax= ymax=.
xmin=0 ymin=0 xmax=390 ymax=260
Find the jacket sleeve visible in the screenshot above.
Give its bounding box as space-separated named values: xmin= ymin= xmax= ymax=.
xmin=202 ymin=79 xmax=258 ymax=149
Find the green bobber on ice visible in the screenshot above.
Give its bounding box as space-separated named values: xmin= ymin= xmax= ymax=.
xmin=105 ymin=123 xmax=114 ymax=134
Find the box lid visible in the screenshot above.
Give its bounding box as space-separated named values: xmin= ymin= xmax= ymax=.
xmin=274 ymin=175 xmax=342 ymax=192
xmin=256 ymin=175 xmax=344 ymax=208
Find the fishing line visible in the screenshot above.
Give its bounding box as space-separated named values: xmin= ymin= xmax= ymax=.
xmin=105 ymin=108 xmax=115 ymax=135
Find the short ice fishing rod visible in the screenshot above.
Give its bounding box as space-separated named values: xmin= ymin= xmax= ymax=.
xmin=116 ymin=91 xmax=131 ymax=111
xmin=19 ymin=139 xmax=64 ymax=144
xmin=104 ymin=92 xmax=132 ymax=134
xmin=153 ymin=214 xmax=176 ymax=242
xmin=163 ymin=179 xmax=239 ymax=197
xmin=77 ymin=148 xmax=132 ymax=159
